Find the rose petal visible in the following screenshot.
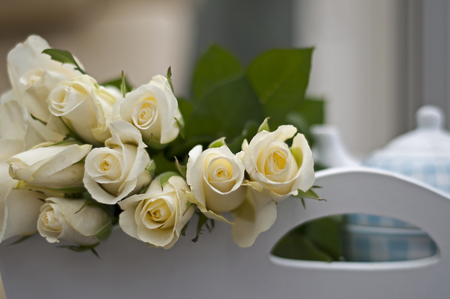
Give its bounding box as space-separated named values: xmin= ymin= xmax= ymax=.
xmin=231 ymin=186 xmax=277 ymax=248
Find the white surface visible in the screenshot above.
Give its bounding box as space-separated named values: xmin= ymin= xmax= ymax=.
xmin=1 ymin=167 xmax=450 ymax=298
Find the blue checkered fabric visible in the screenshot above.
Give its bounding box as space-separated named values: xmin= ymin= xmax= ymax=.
xmin=342 ymin=224 xmax=437 ymax=262
xmin=346 ymin=154 xmax=450 ymax=228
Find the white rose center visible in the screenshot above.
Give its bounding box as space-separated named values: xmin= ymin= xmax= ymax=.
xmin=140 ymin=198 xmax=175 ymax=229
xmin=41 ymin=209 xmax=62 ymax=232
xmin=97 ymin=153 xmax=122 ymax=181
xmin=258 ymin=141 xmax=295 ymax=183
xmin=20 ymin=68 xmax=44 ymax=87
xmin=206 ymin=157 xmax=236 ymax=193
xmin=49 ymin=84 xmax=89 ymax=116
xmin=132 ymin=100 xmax=158 ymax=129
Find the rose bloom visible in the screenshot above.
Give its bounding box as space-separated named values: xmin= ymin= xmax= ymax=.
xmin=119 ymin=175 xmax=195 ymax=249
xmin=38 ymin=197 xmax=111 ymax=245
xmin=83 ymin=120 xmax=152 ymax=205
xmin=47 ymin=75 xmax=116 ymax=146
xmin=7 ymin=35 xmax=82 ymax=122
xmin=112 ymin=75 xmax=182 ymax=145
xmin=238 ymin=125 xmax=315 ymax=202
xmin=8 ymin=141 xmax=92 ymax=191
xmin=186 ymin=144 xmax=246 ymax=218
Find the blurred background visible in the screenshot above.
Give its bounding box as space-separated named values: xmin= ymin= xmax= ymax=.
xmin=0 ymin=0 xmax=449 ymax=296
xmin=0 ymin=0 xmax=448 ymax=158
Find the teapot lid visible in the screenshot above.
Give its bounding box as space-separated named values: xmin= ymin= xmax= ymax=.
xmin=377 ymin=105 xmax=450 ymax=155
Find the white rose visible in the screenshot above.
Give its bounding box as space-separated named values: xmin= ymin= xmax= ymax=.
xmin=186 ymin=144 xmax=246 ymax=219
xmin=112 ymin=75 xmax=182 ymax=145
xmin=83 ymin=120 xmax=152 ymax=205
xmin=0 ymin=96 xmax=49 ymax=243
xmin=7 ymin=35 xmax=81 ymax=122
xmin=119 ymin=174 xmax=195 ymax=249
xmin=238 ymin=125 xmax=315 ymax=202
xmin=8 ymin=142 xmax=92 ymax=190
xmin=38 ymin=197 xmax=111 ymax=245
xmin=0 ymin=91 xmax=64 ymax=151
xmin=0 ymin=160 xmax=44 ymax=243
xmin=47 ymin=75 xmax=116 ymax=145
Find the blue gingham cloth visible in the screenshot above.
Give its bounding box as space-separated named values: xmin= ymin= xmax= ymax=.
xmin=342 ymin=224 xmax=437 ymax=262
xmin=346 ymin=154 xmax=450 ymax=228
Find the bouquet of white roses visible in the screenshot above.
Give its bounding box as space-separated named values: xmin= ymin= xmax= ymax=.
xmin=0 ymin=35 xmax=322 ymax=255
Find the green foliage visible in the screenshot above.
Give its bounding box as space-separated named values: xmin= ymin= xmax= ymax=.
xmin=271 ymin=216 xmax=342 ymax=261
xmin=42 ymin=49 xmax=86 ymax=74
xmin=187 ymin=76 xmax=264 ymax=141
xmin=121 ymin=71 xmax=129 ymax=97
xmin=192 ymin=212 xmax=215 ymax=242
xmin=60 ymin=243 xmax=101 ymax=258
xmin=192 ymin=45 xmax=243 ymax=101
xmin=102 ymin=75 xmax=133 ymax=92
xmin=247 ymin=48 xmax=313 ymax=127
xmin=8 ymin=233 xmax=36 ymax=246
xmin=295 ymin=188 xmax=325 ymax=202
xmin=159 ymin=171 xmax=180 ymax=187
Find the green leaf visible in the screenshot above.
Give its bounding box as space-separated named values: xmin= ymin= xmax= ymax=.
xmin=121 ymin=71 xmax=129 ymax=97
xmin=300 ymin=216 xmax=342 ymax=261
xmin=257 ymin=117 xmax=270 ymax=133
xmin=44 ymin=139 xmax=80 ymax=147
xmin=208 ymin=137 xmax=226 ymax=149
xmin=102 ymin=76 xmax=133 ymax=91
xmin=174 ymin=157 xmax=187 ymax=178
xmin=187 ymin=76 xmax=264 ymax=141
xmin=151 ymin=152 xmax=179 ymax=175
xmin=60 ymin=243 xmax=101 ymax=258
xmin=296 ymin=97 xmax=325 ymax=127
xmin=227 ymin=121 xmax=259 ymax=154
xmin=96 ymin=222 xmax=113 ymax=242
xmin=177 ymin=98 xmax=193 ymax=128
xmin=295 ymin=188 xmax=326 ymax=201
xmin=159 ymin=171 xmax=180 ymax=187
xmin=52 ymin=186 xmax=86 ymax=195
xmin=167 ymin=67 xmax=174 ymax=92
xmin=42 ymin=49 xmax=85 ymax=74
xmin=192 ymin=212 xmax=209 ymax=242
xmin=271 ymin=230 xmax=333 ymax=261
xmin=301 ymin=198 xmax=306 ymax=209
xmin=8 ymin=233 xmax=36 ymax=246
xmin=30 ymin=114 xmax=47 ymax=126
xmin=166 ymin=135 xmax=215 ymax=158
xmin=247 ymin=48 xmax=313 ymax=127
xmin=146 ymin=160 xmax=157 ymax=179
xmin=192 ymin=44 xmax=243 ymax=101
xmin=181 ymin=221 xmax=189 ymax=236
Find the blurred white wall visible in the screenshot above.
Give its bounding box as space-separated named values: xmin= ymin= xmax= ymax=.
xmin=0 ymin=0 xmax=198 ymax=97
xmin=293 ymin=0 xmax=409 ymax=158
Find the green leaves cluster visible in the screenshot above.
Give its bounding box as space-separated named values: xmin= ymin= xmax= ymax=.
xmin=167 ymin=45 xmax=325 ymax=158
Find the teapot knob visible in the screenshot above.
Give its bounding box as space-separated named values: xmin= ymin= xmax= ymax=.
xmin=417 ymin=105 xmax=444 ymax=130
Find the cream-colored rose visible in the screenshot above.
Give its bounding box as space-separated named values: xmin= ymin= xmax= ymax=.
xmin=47 ymin=75 xmax=116 ymax=145
xmin=0 ymin=91 xmax=64 ymax=151
xmin=186 ymin=145 xmax=246 ymax=219
xmin=83 ymin=120 xmax=152 ymax=205
xmin=0 ymin=160 xmax=44 ymax=243
xmin=112 ymin=75 xmax=182 ymax=145
xmin=8 ymin=142 xmax=92 ymax=190
xmin=38 ymin=197 xmax=111 ymax=245
xmin=238 ymin=125 xmax=315 ymax=202
xmin=7 ymin=35 xmax=82 ymax=122
xmin=119 ymin=174 xmax=195 ymax=249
